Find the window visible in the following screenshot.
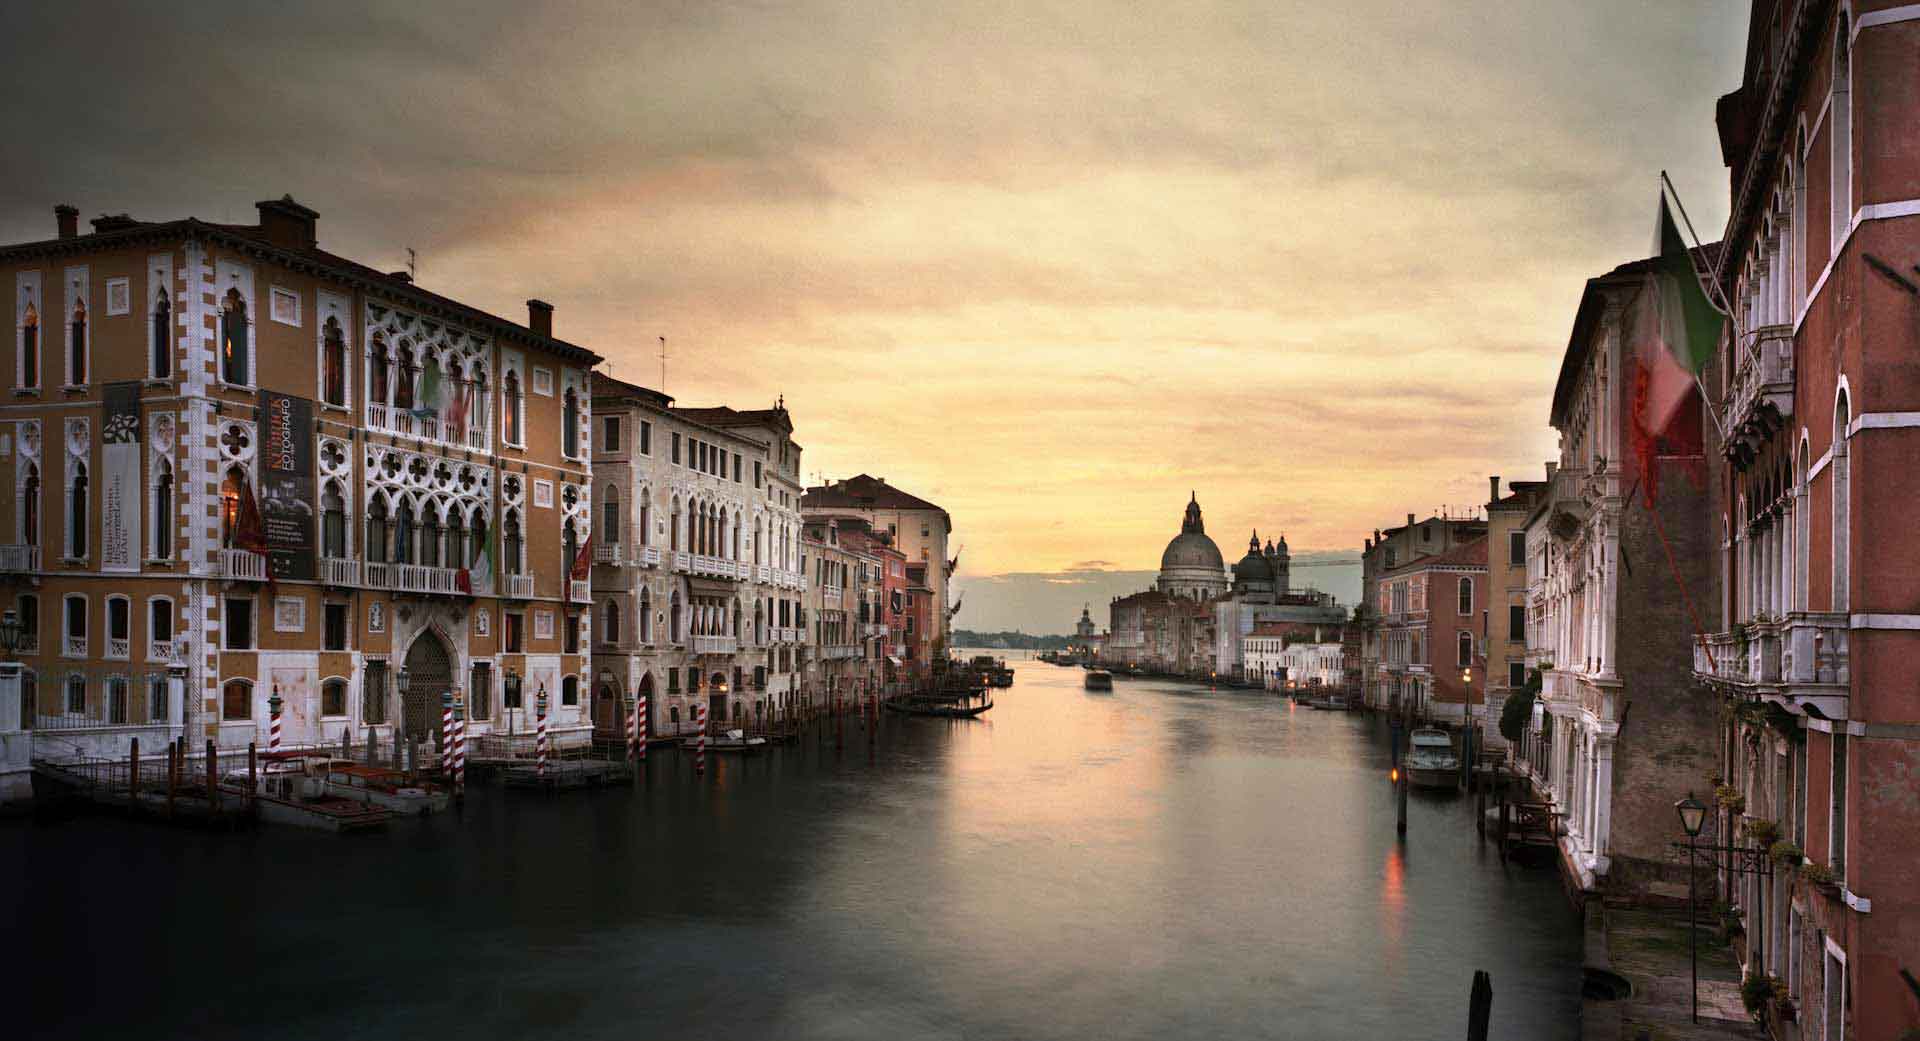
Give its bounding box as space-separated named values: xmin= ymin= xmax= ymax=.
xmin=561 ymin=675 xmax=579 ymax=706
xmin=602 ymin=416 xmax=620 ymax=452
xmin=20 ymin=299 xmax=38 ymax=389
xmin=151 ymin=459 xmax=174 ymax=559
xmin=67 ymin=673 xmax=87 ymax=714
xmin=69 ymin=298 xmax=88 ymax=386
xmin=753 ymin=460 xmax=761 ymax=487
xmin=602 ymin=599 xmax=620 ymax=644
xmin=1823 ymin=945 xmax=1845 ymax=1041
xmin=502 ymin=370 xmax=523 ymax=446
xmin=1457 ymin=577 xmax=1472 ymax=614
xmin=1508 ymin=531 xmax=1525 ymax=566
xmin=1832 ymin=389 xmax=1850 ymax=610
xmin=365 ymin=497 xmax=389 ymax=563
xmin=322 ymin=317 xmax=347 ymax=406
xmin=639 ymin=420 xmax=652 ymax=455
xmin=363 ymin=661 xmax=387 ymax=724
xmin=672 ymin=432 xmax=681 ymax=465
xmin=394 ymin=344 xmax=416 ymax=411
xmin=1458 ymin=630 xmax=1473 ymax=668
xmin=149 ymin=598 xmax=173 ymax=652
xmin=733 ymin=453 xmax=741 ymax=482
xmin=151 ymin=289 xmax=171 ymax=378
xmin=564 ymin=612 xmax=580 ymax=654
xmin=224 ymin=597 xmax=254 ymax=650
xmin=470 ymin=662 xmax=492 ymax=721
xmin=562 ymin=388 xmax=580 ymax=457
xmin=503 ymin=510 xmax=522 ymax=574
xmin=1508 ymin=661 xmax=1525 ymax=688
xmin=602 ymin=491 xmax=620 ymax=543
xmin=222 ymin=679 xmax=251 ymax=721
xmin=147 ymin=674 xmax=168 ymax=723
xmin=21 ymin=463 xmax=39 ymax=548
xmin=503 ymin=669 xmax=522 ymax=711
xmin=1384 ymin=548 xmax=1396 ymax=568
xmin=505 ymin=612 xmax=524 ymax=653
xmin=63 ymin=594 xmax=85 ymax=656
xmin=106 ymin=596 xmax=129 ymax=658
xmin=1830 ymin=733 xmax=1848 ymax=881
xmin=16 ymin=594 xmax=37 ymax=653
xmin=107 ymin=675 xmax=128 ymax=724
xmin=1831 ymin=15 xmax=1852 ymax=250
xmin=322 ymin=482 xmax=347 ymax=559
xmin=322 ymin=678 xmax=347 ymax=717
xmin=1508 ymin=604 xmax=1525 ymax=642
xmin=324 ymin=603 xmax=348 ymax=651
xmin=67 ymin=462 xmax=88 ymax=560
xmin=220 ymin=289 xmax=249 ymax=385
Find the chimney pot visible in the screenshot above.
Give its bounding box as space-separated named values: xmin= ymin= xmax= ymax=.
xmin=527 ymin=299 xmax=554 ymax=338
xmin=55 ymin=205 xmax=78 ymax=239
xmin=1489 ymin=475 xmax=1501 ymax=502
xmin=254 ymin=195 xmax=318 ymax=249
xmin=1407 ymin=513 xmax=1416 ymax=527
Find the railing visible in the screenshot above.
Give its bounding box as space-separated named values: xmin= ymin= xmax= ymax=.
xmin=148 ymin=640 xmax=181 ymax=664
xmin=693 ymin=554 xmax=736 ymax=579
xmin=757 ymin=565 xmax=771 ymax=583
xmin=322 ymin=556 xmax=361 ymax=587
xmin=1727 ymin=324 xmax=1794 ymax=434
xmin=639 ymin=546 xmax=662 ymax=567
xmin=823 ymin=588 xmax=842 ymax=605
xmin=822 ymin=645 xmax=860 ymax=660
xmin=865 ymin=623 xmax=887 ymax=638
xmin=366 ymin=401 xmax=488 ymax=452
xmin=393 ymin=563 xmax=462 ymax=595
xmin=64 ymin=636 xmax=88 ymax=657
xmin=1782 ymin=612 xmax=1848 ymax=687
xmin=593 ymin=544 xmax=622 ymax=565
xmin=693 ymin=635 xmax=738 ymax=655
xmin=106 ymin=638 xmax=130 ymax=659
xmin=672 ymin=551 xmax=691 ymax=573
xmin=218 ymin=548 xmax=267 ymax=581
xmin=0 ymin=543 xmax=40 ymax=572
xmin=505 ymin=574 xmax=534 ymax=599
xmin=568 ymin=579 xmax=591 ymax=603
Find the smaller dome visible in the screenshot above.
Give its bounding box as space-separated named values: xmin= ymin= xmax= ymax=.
xmin=1235 ymin=531 xmax=1273 ymax=584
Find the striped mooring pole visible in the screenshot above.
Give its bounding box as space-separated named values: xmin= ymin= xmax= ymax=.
xmin=268 ymin=686 xmax=283 ymax=753
xmin=452 ymin=693 xmax=467 ymax=794
xmin=441 ymin=691 xmax=455 ymax=773
xmin=625 ymin=693 xmax=639 ymax=762
xmin=536 ymin=686 xmax=550 ymax=778
xmin=694 ymin=702 xmax=707 ymax=775
xmin=637 ymin=695 xmax=648 ymax=762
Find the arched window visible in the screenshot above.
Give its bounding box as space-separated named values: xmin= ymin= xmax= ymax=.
xmin=21 ymin=463 xmax=39 ymax=547
xmin=220 ymin=289 xmax=248 ymax=385
xmin=394 ymin=499 xmax=416 ymax=564
xmin=639 ymin=498 xmax=651 ymax=547
xmin=69 ymin=298 xmax=88 ymax=386
xmin=222 ymin=678 xmax=252 ymax=721
xmin=1458 ymin=630 xmax=1473 ymax=668
xmin=322 ymin=481 xmax=346 ymax=559
xmin=366 ymin=496 xmax=390 ymax=563
xmin=718 ymin=507 xmax=729 ymax=559
xmin=1833 ymin=388 xmax=1851 ymax=610
xmin=1831 ymin=14 xmax=1852 ymax=249
xmin=669 ymin=590 xmax=683 ymax=643
xmin=640 ymin=588 xmax=653 ymax=643
xmin=670 ymin=498 xmax=681 ymax=551
xmin=20 ymin=300 xmax=38 ymax=388
xmin=219 ymin=468 xmax=244 ymax=548
xmin=67 ymin=462 xmax=88 ymax=559
xmin=370 ymin=335 xmax=390 ymax=405
xmin=420 ymin=507 xmax=442 ymax=567
xmin=467 ymin=507 xmax=488 ymax=570
xmin=106 ymin=595 xmax=130 ymax=659
xmin=603 ymin=599 xmax=620 ymax=644
xmin=151 ymin=289 xmax=171 ymax=379
xmin=446 ymin=510 xmax=466 ymax=570
xmin=562 ymin=521 xmax=578 ymax=579
xmin=563 ymin=388 xmax=579 ymax=457
xmin=503 ymin=510 xmax=523 ymax=575
xmin=322 ymin=317 xmax=346 ymax=405
xmin=503 ymin=370 xmax=522 ymax=445
xmin=322 ymin=678 xmax=348 ymax=717
xmin=152 ymin=459 xmax=174 ymax=560
xmin=148 ymin=597 xmax=174 ymax=655
xmin=1457 ymin=577 xmax=1472 ymax=614
xmin=602 ymin=488 xmax=620 ymax=543
xmin=732 ymin=601 xmax=741 ymax=637
xmin=1793 ymin=124 xmax=1808 ymax=312
xmin=394 ymin=344 xmax=416 ymax=410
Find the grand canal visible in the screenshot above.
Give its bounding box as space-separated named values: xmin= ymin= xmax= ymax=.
xmin=7 ymin=658 xmax=1585 ymax=1039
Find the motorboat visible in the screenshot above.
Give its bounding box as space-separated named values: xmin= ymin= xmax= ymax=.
xmin=325 ymin=762 xmax=450 ymax=815
xmin=1403 ymin=728 xmax=1461 ymax=790
xmin=230 ymin=752 xmax=395 ymax=832
xmin=1084 ymin=669 xmax=1114 ymax=692
xmin=708 ymin=728 xmax=769 ymax=753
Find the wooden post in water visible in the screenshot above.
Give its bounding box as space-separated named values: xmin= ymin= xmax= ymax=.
xmin=1397 ymin=770 xmax=1408 ymax=837
xmin=1467 ymin=970 xmax=1493 ymax=1041
xmin=247 ymin=742 xmax=257 ymax=805
xmin=206 ymin=739 xmax=219 ymax=812
xmin=128 ymin=737 xmax=140 ymax=810
xmin=165 ymin=740 xmax=178 ymax=818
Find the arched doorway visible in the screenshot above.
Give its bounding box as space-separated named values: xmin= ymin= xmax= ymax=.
xmin=595 ymin=680 xmax=621 ymax=738
xmin=709 ymin=672 xmax=729 ymax=732
xmin=402 ymin=630 xmax=453 ymax=750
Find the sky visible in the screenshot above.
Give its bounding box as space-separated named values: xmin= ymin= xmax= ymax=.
xmin=0 ymin=1 xmax=1747 ymax=631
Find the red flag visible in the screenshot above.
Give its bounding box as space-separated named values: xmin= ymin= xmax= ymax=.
xmin=570 ymin=534 xmax=593 ymax=581
xmin=233 ymin=477 xmax=268 ymax=558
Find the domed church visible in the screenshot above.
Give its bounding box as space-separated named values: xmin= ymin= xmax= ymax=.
xmin=1230 ymin=531 xmax=1291 ymax=603
xmin=1156 ymin=493 xmax=1230 ymax=600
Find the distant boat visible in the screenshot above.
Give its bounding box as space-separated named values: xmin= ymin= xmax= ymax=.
xmin=1403 ymin=728 xmax=1461 ymax=790
xmin=709 ymin=729 xmax=768 ymax=753
xmin=1084 ymin=669 xmax=1114 ymax=692
xmin=886 ymin=698 xmax=992 ymax=718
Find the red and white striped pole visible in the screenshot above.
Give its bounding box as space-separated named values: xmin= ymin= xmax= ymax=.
xmin=625 ymin=691 xmax=639 ymax=762
xmin=268 ymin=686 xmax=283 ymax=752
xmin=535 ymin=686 xmax=550 ymax=778
xmin=440 ymin=691 xmax=455 ymax=775
xmin=452 ymin=693 xmax=467 ymax=795
xmin=694 ymin=702 xmax=706 ymax=775
xmin=637 ymin=694 xmax=648 ymax=762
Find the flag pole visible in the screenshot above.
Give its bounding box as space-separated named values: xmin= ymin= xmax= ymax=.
xmin=1662 ymin=171 xmax=1755 ymax=369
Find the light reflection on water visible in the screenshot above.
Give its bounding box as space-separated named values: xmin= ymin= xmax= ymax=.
xmin=6 ymin=657 xmax=1583 ymax=1040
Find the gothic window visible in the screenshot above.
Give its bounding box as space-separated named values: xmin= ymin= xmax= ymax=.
xmin=503 ymin=370 xmax=523 ymax=446
xmin=370 ymin=335 xmax=390 ymax=405
xmin=322 ymin=482 xmax=347 ymax=559
xmin=603 ymin=599 xmax=620 ymax=644
xmin=602 ymin=489 xmax=620 ymax=543
xmin=562 ymin=521 xmax=578 ymax=577
xmin=366 ymin=496 xmax=389 ymax=563
xmin=1831 ymin=14 xmax=1852 ymax=249
xmin=503 ymin=509 xmax=523 ymax=575
xmin=151 ymin=459 xmax=174 ymax=560
xmin=420 ymin=508 xmax=441 ymax=567
xmin=20 ymin=301 xmax=38 ymax=388
xmin=322 ymin=317 xmax=347 ymax=406
xmin=394 ymin=499 xmax=416 ymax=564
xmin=219 ymin=468 xmax=244 ymax=549
xmin=563 ymin=388 xmax=580 ymax=457
xmin=640 ymin=588 xmax=652 ymax=642
xmin=639 ymin=499 xmax=650 ymax=547
xmin=69 ymin=299 xmax=87 ymax=386
xmin=151 ymin=289 xmax=171 ymax=378
xmin=21 ymin=464 xmax=38 ymax=547
xmin=67 ymin=462 xmax=88 ymax=560
xmin=670 ymin=499 xmax=681 ymax=551
xmin=446 ymin=510 xmax=466 ymax=570
xmin=1832 ymin=388 xmax=1851 ymax=610
xmin=220 ymin=290 xmax=248 ymax=385
xmin=468 ymin=507 xmax=488 ymax=569
xmin=394 ymin=344 xmax=416 ymax=410
xmin=670 ymin=590 xmax=682 ymax=643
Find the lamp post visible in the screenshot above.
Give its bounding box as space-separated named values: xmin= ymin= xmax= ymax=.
xmin=1676 ymin=792 xmax=1709 ymax=1024
xmin=0 ymin=608 xmax=21 ymax=661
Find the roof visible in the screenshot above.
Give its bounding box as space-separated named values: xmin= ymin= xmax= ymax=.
xmin=1381 ymin=536 xmax=1487 ymax=578
xmin=674 ymin=405 xmax=793 ymax=437
xmin=590 ymin=371 xmax=672 ymax=408
xmin=803 ymin=474 xmax=947 ymax=516
xmin=2 ymin=208 xmax=603 ymax=366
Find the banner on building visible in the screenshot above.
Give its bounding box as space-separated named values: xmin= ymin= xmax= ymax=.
xmin=258 ymin=389 xmax=316 ymax=582
xmin=101 ymin=382 xmax=142 ymax=573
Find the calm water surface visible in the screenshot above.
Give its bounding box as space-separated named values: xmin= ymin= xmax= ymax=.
xmin=7 ymin=657 xmax=1583 ymax=1039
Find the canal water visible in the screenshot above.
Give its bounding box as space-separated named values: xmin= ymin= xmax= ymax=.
xmin=6 ymin=658 xmax=1584 ymax=1040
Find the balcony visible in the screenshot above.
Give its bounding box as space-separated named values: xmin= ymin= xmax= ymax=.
xmin=639 ymin=546 xmax=662 ymax=567
xmin=1725 ymin=325 xmax=1794 ymax=457
xmin=593 ymin=544 xmax=622 ymax=565
xmin=505 ymin=574 xmax=535 ymax=599
xmin=64 ymin=636 xmax=87 ymax=657
xmin=757 ymin=565 xmax=771 ymax=584
xmin=692 ymin=554 xmax=736 ymax=579
xmin=218 ymin=548 xmax=267 ymax=582
xmin=824 ymin=588 xmax=842 ymax=605
xmin=390 ymin=563 xmax=461 ymax=596
xmin=692 ymin=635 xmax=738 ymax=655
xmin=672 ymin=551 xmax=691 ymax=573
xmin=322 ymin=557 xmax=361 ymax=587
xmin=822 ymin=645 xmax=860 ymax=660
xmin=107 ymin=637 xmax=130 ymax=659
xmin=366 ymin=401 xmax=489 ymax=452
xmin=0 ymin=543 xmax=40 ymax=572
xmin=569 ymin=579 xmax=591 ymax=603
xmin=865 ymin=623 xmax=887 ymax=638
xmin=148 ymin=640 xmax=182 ymax=664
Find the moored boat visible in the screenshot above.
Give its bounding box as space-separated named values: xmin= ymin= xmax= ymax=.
xmin=1084 ymin=669 xmax=1114 ymax=692
xmin=708 ymin=728 xmax=769 ymax=753
xmin=1403 ymin=728 xmax=1461 ymax=791
xmin=886 ymin=697 xmax=992 ymax=718
xmin=325 ymin=762 xmax=450 ymax=815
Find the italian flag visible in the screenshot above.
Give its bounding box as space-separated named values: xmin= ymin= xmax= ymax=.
xmin=1630 ymin=193 xmax=1724 ymax=502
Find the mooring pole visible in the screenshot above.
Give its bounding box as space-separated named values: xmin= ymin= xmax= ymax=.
xmin=1397 ymin=768 xmax=1409 ymax=837
xmin=165 ymin=740 xmax=178 ymax=818
xmin=128 ymin=737 xmax=140 ymax=809
xmin=206 ymin=739 xmax=219 ymax=812
xmin=1467 ymin=970 xmax=1493 ymax=1041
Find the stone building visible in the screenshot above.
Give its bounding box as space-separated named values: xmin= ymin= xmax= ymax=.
xmin=1374 ymin=537 xmax=1487 ymax=723
xmin=587 ymin=374 xmax=807 ymax=738
xmin=0 ymin=196 xmax=600 ymax=800
xmin=1483 ymin=476 xmax=1550 ymax=747
xmin=1358 ymin=512 xmax=1486 ymax=711
xmin=1696 ymin=5 xmax=1920 ymax=1033
xmin=1516 ymin=251 xmax=1719 ymax=901
xmin=802 ymin=474 xmax=954 ymax=651
xmin=1156 ymin=493 xmax=1229 ymax=600
xmin=801 ymin=518 xmax=877 ymax=705
xmin=1213 ymin=530 xmax=1345 ymax=682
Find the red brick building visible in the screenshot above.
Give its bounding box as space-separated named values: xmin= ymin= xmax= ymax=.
xmin=1374 ymin=537 xmax=1486 ymax=723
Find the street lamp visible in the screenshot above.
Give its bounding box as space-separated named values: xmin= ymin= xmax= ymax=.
xmin=1676 ymin=792 xmax=1709 ymax=1024
xmin=0 ymin=608 xmax=20 ymax=660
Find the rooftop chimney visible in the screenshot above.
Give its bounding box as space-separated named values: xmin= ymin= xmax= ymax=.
xmin=90 ymin=214 xmax=137 ymax=233
xmin=255 ymin=195 xmax=319 ymax=249
xmin=55 ymin=205 xmax=78 ymax=240
xmin=1489 ymin=475 xmax=1501 ymax=503
xmin=527 ymin=299 xmax=554 ymax=338
xmin=1407 ymin=513 xmax=1416 ymax=528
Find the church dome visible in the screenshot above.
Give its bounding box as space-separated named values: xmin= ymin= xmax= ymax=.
xmin=1157 ymin=493 xmax=1230 ymax=600
xmin=1162 ymin=531 xmax=1225 ymax=572
xmin=1233 ymin=532 xmax=1273 ymax=583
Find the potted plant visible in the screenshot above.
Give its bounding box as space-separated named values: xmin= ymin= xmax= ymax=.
xmin=1744 ymin=817 xmax=1781 ymax=849
xmin=1741 ymin=973 xmax=1788 ymax=1024
xmin=1801 ymin=861 xmax=1836 ymax=888
xmin=1769 ymin=840 xmax=1804 ymax=865
xmin=1715 ymin=783 xmax=1747 ymax=814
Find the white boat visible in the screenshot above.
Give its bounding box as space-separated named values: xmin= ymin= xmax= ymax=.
xmin=325 ymin=762 xmax=451 ymax=815
xmin=708 ymin=728 xmax=769 ymax=753
xmin=1403 ymin=728 xmax=1460 ymax=790
xmin=228 ymin=752 xmax=396 ymax=831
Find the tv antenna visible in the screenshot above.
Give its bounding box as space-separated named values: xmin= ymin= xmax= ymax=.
xmin=659 ymin=335 xmax=667 ymax=394
xmin=406 ymin=247 xmax=417 ymax=281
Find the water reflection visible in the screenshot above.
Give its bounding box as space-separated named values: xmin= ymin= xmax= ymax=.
xmin=4 ymin=658 xmax=1582 ymax=1040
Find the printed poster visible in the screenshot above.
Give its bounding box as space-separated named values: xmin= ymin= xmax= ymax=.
xmin=258 ymin=389 xmax=316 ymax=581
xmin=101 ymin=382 xmax=142 ymax=573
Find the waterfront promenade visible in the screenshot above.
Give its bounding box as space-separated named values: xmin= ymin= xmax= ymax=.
xmin=6 ymin=658 xmax=1584 ymax=1039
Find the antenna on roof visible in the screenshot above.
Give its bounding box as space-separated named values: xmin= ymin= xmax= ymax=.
xmin=658 ymin=336 xmax=667 ymax=395
xmin=406 ymin=247 xmax=417 ymax=282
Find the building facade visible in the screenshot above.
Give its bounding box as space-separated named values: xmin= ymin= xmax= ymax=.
xmin=802 ymin=474 xmax=954 ymax=652
xmin=1 ymin=197 xmax=599 ymax=800
xmin=1484 ymin=476 xmax=1550 ymax=746
xmin=1374 ymin=537 xmax=1486 ymax=723
xmin=1358 ymin=513 xmax=1486 ymax=711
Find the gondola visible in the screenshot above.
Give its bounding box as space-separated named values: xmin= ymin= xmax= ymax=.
xmin=885 ymin=698 xmax=993 ymax=718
